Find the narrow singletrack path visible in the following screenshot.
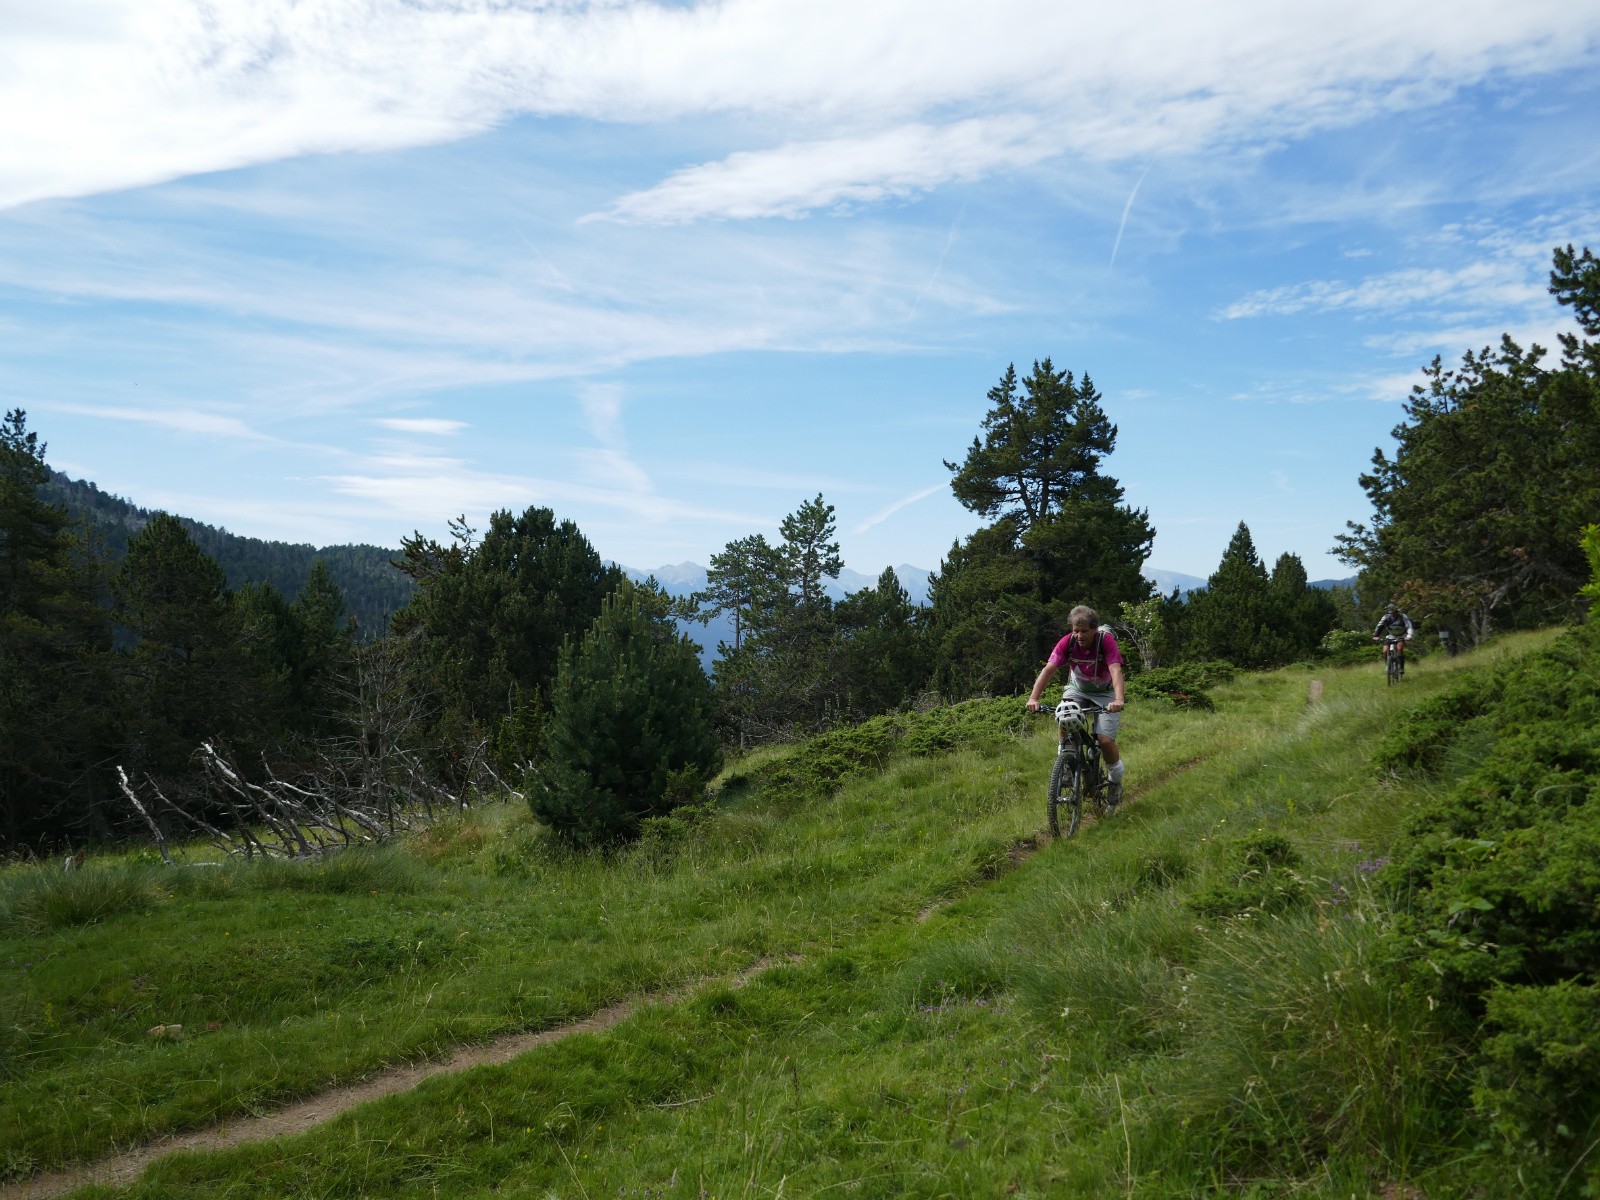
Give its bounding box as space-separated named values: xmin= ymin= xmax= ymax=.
xmin=1 ymin=960 xmax=784 ymax=1200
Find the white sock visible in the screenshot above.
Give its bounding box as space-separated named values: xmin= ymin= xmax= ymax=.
xmin=1110 ymin=761 xmax=1125 ymax=783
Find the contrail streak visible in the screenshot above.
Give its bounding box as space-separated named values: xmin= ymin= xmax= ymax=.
xmin=1108 ymin=166 xmax=1151 ymax=272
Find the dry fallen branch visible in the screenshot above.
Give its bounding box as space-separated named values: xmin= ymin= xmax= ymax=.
xmin=117 ymin=640 xmax=505 ymax=860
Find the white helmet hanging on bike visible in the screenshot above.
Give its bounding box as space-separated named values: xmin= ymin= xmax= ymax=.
xmin=1055 ymin=696 xmax=1090 ymax=726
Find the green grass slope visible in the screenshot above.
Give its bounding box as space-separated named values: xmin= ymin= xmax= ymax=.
xmin=0 ymin=631 xmax=1582 ymax=1197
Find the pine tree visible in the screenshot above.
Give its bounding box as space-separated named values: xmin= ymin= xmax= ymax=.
xmin=696 ymin=534 xmax=782 ymax=657
xmin=944 ymin=360 xmax=1119 ymax=531
xmin=0 ymin=411 xmax=114 ymax=846
xmin=1337 ymin=246 xmax=1600 ymax=640
xmin=931 ymin=360 xmax=1154 ymax=696
xmin=778 ymin=494 xmax=844 ymax=614
xmin=1183 ymin=522 xmax=1298 ymax=668
xmin=114 ymin=513 xmax=249 ymax=778
xmin=927 ymin=519 xmax=1047 ymax=698
xmin=533 ymin=582 xmax=721 ymax=846
xmin=392 ymin=507 xmax=622 ymax=767
xmin=835 ymin=566 xmax=927 ymax=716
xmin=290 ymin=557 xmax=356 ymax=733
xmin=1266 ymin=551 xmax=1337 ymax=659
xmin=743 ymin=495 xmax=847 ymax=735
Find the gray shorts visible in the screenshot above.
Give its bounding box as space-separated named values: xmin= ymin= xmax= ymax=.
xmin=1062 ymin=688 xmax=1121 ymax=740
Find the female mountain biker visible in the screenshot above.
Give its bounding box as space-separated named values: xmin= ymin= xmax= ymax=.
xmin=1025 ymin=605 xmax=1128 ymax=807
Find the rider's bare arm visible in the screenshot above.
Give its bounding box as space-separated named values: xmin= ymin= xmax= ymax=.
xmin=1108 ymin=662 xmax=1126 ymax=713
xmin=1026 ymin=662 xmax=1060 ymax=711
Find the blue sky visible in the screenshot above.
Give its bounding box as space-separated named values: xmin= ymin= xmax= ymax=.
xmin=3 ymin=0 xmax=1598 ymax=580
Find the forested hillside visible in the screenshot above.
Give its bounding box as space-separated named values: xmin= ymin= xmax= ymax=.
xmin=41 ymin=471 xmax=414 ymax=635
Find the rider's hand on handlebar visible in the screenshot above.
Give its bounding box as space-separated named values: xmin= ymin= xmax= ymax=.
xmin=1026 ymin=698 xmax=1042 ymax=712
xmin=1107 ymin=700 xmax=1124 ymax=713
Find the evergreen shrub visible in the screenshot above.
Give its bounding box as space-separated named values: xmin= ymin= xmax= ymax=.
xmin=741 ymin=697 xmax=1028 ymax=811
xmin=532 ymin=585 xmax=722 ymax=846
xmin=1186 ymin=832 xmax=1307 ymax=919
xmin=1382 ymin=611 xmax=1600 ymax=1181
xmin=1371 ymin=671 xmax=1498 ymax=776
xmin=1317 ymin=627 xmax=1373 ymax=664
xmin=1126 ymin=660 xmax=1233 ymax=709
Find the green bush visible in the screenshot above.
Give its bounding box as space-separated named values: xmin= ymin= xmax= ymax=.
xmin=1475 ymin=980 xmax=1600 ymax=1167
xmin=1372 ymin=672 xmax=1498 ymax=776
xmin=1186 ymin=831 xmax=1307 ymax=919
xmin=746 ymin=697 xmax=1028 ymax=810
xmin=1382 ymin=619 xmax=1600 ymax=1174
xmin=1318 ymin=627 xmax=1374 ymax=665
xmin=532 ymin=584 xmax=722 ymax=846
xmin=1126 ymin=659 xmax=1233 ymax=709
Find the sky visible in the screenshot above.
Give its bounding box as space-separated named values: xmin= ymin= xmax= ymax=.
xmin=3 ymin=0 xmax=1599 ymax=581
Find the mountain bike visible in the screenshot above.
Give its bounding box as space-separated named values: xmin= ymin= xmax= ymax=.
xmin=1378 ymin=636 xmax=1406 ymax=685
xmin=1043 ymin=698 xmax=1113 ymax=839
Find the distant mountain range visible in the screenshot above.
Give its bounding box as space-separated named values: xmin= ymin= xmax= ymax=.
xmin=1146 ymin=568 xmax=1357 ymax=598
xmin=621 ymin=562 xmax=934 ymax=606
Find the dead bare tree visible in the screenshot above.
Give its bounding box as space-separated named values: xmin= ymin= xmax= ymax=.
xmin=117 ymin=639 xmax=515 ymax=860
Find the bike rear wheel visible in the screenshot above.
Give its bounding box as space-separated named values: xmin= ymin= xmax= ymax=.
xmin=1047 ymin=751 xmax=1082 ymax=839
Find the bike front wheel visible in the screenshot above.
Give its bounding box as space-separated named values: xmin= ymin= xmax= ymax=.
xmin=1047 ymin=752 xmax=1082 ymax=840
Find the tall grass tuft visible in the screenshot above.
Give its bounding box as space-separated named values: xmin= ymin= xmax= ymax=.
xmin=247 ymin=845 xmax=429 ymax=894
xmin=1164 ymin=892 xmax=1458 ymax=1180
xmin=1014 ymin=895 xmax=1196 ymax=1054
xmin=0 ymin=865 xmax=157 ymax=935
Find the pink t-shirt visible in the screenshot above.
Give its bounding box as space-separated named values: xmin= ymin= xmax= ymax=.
xmin=1047 ymin=629 xmax=1123 ymax=692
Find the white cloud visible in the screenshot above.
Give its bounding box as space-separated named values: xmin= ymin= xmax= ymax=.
xmin=594 ymin=118 xmax=1054 ymax=223
xmin=2 ymin=0 xmax=1596 ymax=215
xmin=1221 ymin=262 xmax=1547 ymax=320
xmin=372 ymin=417 xmax=469 ymax=435
xmin=49 ymin=401 xmax=274 ymax=442
xmin=1221 ymin=208 xmax=1600 ymax=361
xmin=322 ymin=465 xmax=759 ymax=528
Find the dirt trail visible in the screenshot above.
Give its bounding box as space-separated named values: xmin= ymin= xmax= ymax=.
xmin=1 ymin=961 xmax=782 ymax=1200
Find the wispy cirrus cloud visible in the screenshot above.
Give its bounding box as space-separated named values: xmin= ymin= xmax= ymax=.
xmin=1221 ymin=260 xmax=1547 ymax=320
xmin=3 ymin=0 xmax=1596 ymax=218
xmin=322 ymin=463 xmax=760 ymax=529
xmin=1220 ymin=208 xmax=1600 ymax=363
xmin=49 ymin=401 xmax=275 ymax=442
xmin=372 ymin=417 xmax=469 ymax=435
xmin=594 ymin=118 xmax=1054 ymax=224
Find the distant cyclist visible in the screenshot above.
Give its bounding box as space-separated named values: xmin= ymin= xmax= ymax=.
xmin=1026 ymin=605 xmax=1128 ymax=807
xmin=1372 ymin=604 xmax=1415 ymax=674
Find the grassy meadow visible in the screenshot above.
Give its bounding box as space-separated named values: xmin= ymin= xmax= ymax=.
xmin=0 ymin=631 xmax=1567 ymax=1197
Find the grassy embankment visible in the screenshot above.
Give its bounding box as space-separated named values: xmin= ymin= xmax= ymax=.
xmin=0 ymin=632 xmax=1563 ymax=1196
